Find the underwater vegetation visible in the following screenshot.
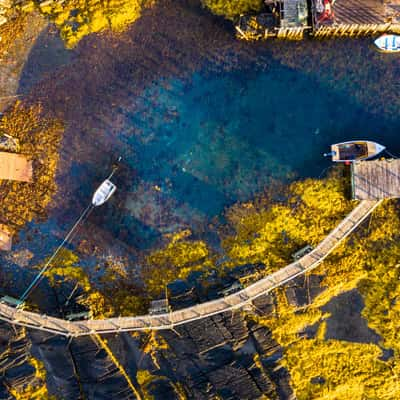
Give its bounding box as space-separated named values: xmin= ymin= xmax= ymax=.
xmin=40 ymin=248 xmax=148 ymax=318
xmin=139 ymin=171 xmax=350 ymax=296
xmin=245 ymin=199 xmax=400 ymax=399
xmin=220 ymin=171 xmax=352 ymax=272
xmin=143 ymin=230 xmax=213 ymax=295
xmin=0 ymin=14 xmax=27 ymax=54
xmin=19 ymin=0 xmax=153 ymax=48
xmin=0 ymin=101 xmax=63 ymax=229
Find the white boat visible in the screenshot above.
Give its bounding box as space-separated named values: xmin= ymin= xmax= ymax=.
xmin=92 ymin=179 xmax=116 ymax=206
xmin=374 ymin=34 xmax=400 ymax=53
xmin=324 ymin=140 xmax=385 ymax=162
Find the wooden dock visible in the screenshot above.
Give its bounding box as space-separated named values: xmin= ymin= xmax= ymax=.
xmin=236 ymin=0 xmax=400 ymax=40
xmin=352 ymin=159 xmax=400 ymax=200
xmin=0 ymin=199 xmax=382 ymax=336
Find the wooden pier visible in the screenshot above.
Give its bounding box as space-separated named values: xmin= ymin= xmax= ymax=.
xmin=352 ymin=159 xmax=400 ymax=200
xmin=236 ymin=0 xmax=400 ymax=40
xmin=0 ymin=199 xmax=382 ymax=336
xmin=1 ymin=159 xmax=400 ymax=336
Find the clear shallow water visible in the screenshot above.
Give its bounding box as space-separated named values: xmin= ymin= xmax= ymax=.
xmin=111 ymin=61 xmax=400 ymax=247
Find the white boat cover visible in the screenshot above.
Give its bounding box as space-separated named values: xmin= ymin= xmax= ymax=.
xmin=92 ymin=179 xmax=116 ymax=206
xmin=374 ymin=34 xmax=400 ymax=52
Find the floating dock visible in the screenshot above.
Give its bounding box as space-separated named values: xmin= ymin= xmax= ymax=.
xmin=352 ymin=159 xmax=400 ymax=200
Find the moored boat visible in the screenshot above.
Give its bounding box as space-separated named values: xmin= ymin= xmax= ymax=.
xmin=92 ymin=179 xmax=116 ymax=206
xmin=374 ymin=34 xmax=400 ymax=53
xmin=324 ymin=140 xmax=385 ymax=162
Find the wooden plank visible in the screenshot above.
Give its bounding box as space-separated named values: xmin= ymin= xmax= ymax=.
xmin=353 ymin=159 xmax=400 ymax=200
xmin=0 ymin=152 xmax=32 ymax=182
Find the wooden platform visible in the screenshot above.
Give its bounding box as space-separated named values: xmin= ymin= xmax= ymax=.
xmin=0 ymin=152 xmax=32 ymax=182
xmin=352 ymin=159 xmax=400 ymax=200
xmin=315 ymin=0 xmax=400 ymax=27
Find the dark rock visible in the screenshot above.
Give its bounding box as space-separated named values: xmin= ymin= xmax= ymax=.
xmin=311 ymin=376 xmax=326 ymax=385
xmin=322 ymin=289 xmax=381 ymax=344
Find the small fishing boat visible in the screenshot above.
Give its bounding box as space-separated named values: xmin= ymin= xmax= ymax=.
xmin=374 ymin=34 xmax=400 ymax=53
xmin=92 ymin=179 xmax=116 ymax=206
xmin=324 ymin=141 xmax=385 ymax=162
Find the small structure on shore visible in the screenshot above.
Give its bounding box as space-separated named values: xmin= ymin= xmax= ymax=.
xmin=0 ymin=224 xmax=12 ymax=251
xmin=236 ymin=0 xmax=400 ymax=40
xmin=149 ymin=299 xmax=170 ymax=315
xmin=0 ymin=151 xmax=32 ymax=182
xmin=236 ymin=0 xmax=309 ymax=40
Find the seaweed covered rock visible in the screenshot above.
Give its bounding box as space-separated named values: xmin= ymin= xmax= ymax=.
xmin=37 ymin=0 xmax=153 ymax=48
xmin=0 ymin=101 xmax=63 ymax=229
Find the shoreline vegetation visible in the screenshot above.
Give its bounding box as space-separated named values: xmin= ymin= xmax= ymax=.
xmin=5 ymin=0 xmax=256 ymax=48
xmin=247 ymin=199 xmax=400 ymax=399
xmin=0 ymin=102 xmax=63 ymax=229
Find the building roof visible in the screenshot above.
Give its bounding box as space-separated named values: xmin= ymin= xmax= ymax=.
xmin=0 ymin=152 xmax=32 ymax=182
xmin=0 ymin=224 xmax=12 ymax=251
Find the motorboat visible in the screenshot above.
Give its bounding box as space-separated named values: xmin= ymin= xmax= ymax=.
xmin=374 ymin=34 xmax=400 ymax=53
xmin=92 ymin=179 xmax=116 ymax=206
xmin=324 ymin=140 xmax=385 ymax=162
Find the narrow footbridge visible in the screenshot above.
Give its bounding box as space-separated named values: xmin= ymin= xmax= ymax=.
xmin=0 ymin=199 xmax=382 ymax=337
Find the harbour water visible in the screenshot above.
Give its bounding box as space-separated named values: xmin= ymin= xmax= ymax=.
xmin=116 ymin=59 xmax=400 ymax=245
xmin=2 ymin=11 xmax=400 ymax=292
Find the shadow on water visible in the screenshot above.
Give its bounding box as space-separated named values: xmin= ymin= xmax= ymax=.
xmin=17 ymin=25 xmax=74 ymax=95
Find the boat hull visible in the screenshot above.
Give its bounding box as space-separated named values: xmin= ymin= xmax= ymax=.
xmin=92 ymin=179 xmax=117 ymax=206
xmin=330 ymin=140 xmax=385 ymax=162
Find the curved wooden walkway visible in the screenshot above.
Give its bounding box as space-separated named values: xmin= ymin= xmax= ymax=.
xmin=0 ymin=199 xmax=382 ymax=337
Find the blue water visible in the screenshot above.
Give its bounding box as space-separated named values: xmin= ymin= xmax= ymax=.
xmin=5 ymin=45 xmax=400 ymax=278
xmin=110 ymin=62 xmax=399 ymax=247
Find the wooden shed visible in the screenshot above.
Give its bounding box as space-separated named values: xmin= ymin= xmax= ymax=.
xmin=0 ymin=152 xmax=32 ymax=182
